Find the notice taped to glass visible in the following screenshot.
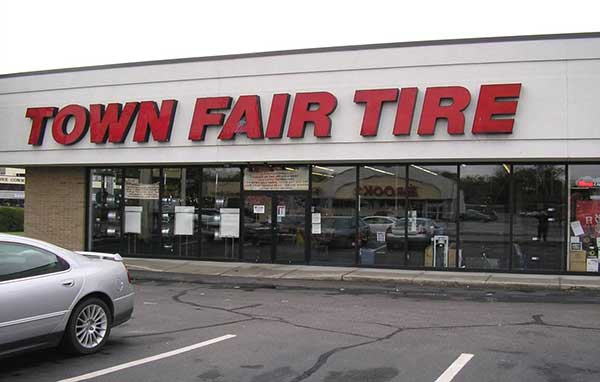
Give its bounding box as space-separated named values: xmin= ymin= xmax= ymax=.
xmin=125 ymin=178 xmax=159 ymax=200
xmin=244 ymin=167 xmax=309 ymax=191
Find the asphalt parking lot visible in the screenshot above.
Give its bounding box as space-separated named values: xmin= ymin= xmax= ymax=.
xmin=1 ymin=276 xmax=600 ymax=382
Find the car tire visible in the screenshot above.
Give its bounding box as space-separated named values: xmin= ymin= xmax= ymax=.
xmin=61 ymin=297 xmax=112 ymax=355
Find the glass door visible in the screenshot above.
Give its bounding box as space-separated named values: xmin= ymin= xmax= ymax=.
xmin=274 ymin=194 xmax=307 ymax=264
xmin=243 ymin=192 xmax=308 ymax=263
xmin=243 ymin=194 xmax=274 ymax=262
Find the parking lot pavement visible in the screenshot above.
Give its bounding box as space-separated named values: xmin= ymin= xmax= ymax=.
xmin=1 ymin=279 xmax=600 ymax=382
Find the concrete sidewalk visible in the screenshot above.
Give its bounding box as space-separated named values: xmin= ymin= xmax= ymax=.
xmin=123 ymin=257 xmax=600 ymax=290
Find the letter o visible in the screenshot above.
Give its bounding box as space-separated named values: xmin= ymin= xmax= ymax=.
xmin=52 ymin=104 xmax=89 ymax=145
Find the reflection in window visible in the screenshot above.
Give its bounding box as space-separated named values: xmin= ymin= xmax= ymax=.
xmin=407 ymin=165 xmax=458 ymax=268
xmin=311 ymin=166 xmax=357 ymax=265
xmin=513 ymin=165 xmax=565 ymax=271
xmin=568 ymin=165 xmax=600 ymax=273
xmin=358 ymin=166 xmax=406 ymax=266
xmin=201 ymin=168 xmax=241 ymax=259
xmin=90 ymin=168 xmax=123 ymax=253
xmin=123 ymin=168 xmax=161 ymax=256
xmin=459 ymin=164 xmax=510 ymax=270
xmin=161 ymin=168 xmax=202 ymax=257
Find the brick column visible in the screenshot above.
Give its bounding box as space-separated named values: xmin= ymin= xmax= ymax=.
xmin=24 ymin=167 xmax=86 ymax=251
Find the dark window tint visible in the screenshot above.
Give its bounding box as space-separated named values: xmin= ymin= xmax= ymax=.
xmin=0 ymin=242 xmax=69 ymax=281
xmin=460 ymin=164 xmax=510 ymax=270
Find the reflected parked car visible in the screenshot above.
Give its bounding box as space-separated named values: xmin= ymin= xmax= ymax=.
xmin=386 ymin=218 xmax=445 ymax=249
xmin=0 ymin=234 xmax=134 ymax=358
xmin=460 ymin=209 xmax=496 ymax=222
xmin=361 ymin=216 xmax=397 ymax=235
xmin=314 ymin=216 xmax=369 ymax=248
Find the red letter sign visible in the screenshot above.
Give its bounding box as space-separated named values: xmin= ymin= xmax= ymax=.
xmin=287 ymin=92 xmax=337 ymax=138
xmin=90 ymin=102 xmax=139 ymax=143
xmin=219 ymin=95 xmax=264 ymax=140
xmin=188 ymin=97 xmax=232 ymax=141
xmin=354 ymin=89 xmax=398 ymax=136
xmin=265 ymin=94 xmax=291 ymax=139
xmin=26 ymin=107 xmax=57 ymax=145
xmin=393 ymin=87 xmax=418 ymax=135
xmin=52 ymin=105 xmax=90 ymax=145
xmin=133 ymin=100 xmax=178 ymax=142
xmin=472 ymin=83 xmax=522 ymax=134
xmin=418 ymin=86 xmax=471 ymax=135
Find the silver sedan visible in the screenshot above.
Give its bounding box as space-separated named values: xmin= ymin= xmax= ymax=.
xmin=0 ymin=234 xmax=134 ymax=357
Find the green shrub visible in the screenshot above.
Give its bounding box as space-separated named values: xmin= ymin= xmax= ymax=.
xmin=0 ymin=207 xmax=24 ymax=232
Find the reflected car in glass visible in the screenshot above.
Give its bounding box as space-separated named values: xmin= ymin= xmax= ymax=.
xmin=460 ymin=209 xmax=497 ymax=222
xmin=314 ymin=216 xmax=369 ymax=248
xmin=0 ymin=234 xmax=134 ymax=358
xmin=361 ymin=216 xmax=397 ymax=235
xmin=386 ymin=218 xmax=445 ymax=249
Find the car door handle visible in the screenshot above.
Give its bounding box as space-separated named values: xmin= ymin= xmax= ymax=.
xmin=61 ymin=280 xmax=75 ymax=288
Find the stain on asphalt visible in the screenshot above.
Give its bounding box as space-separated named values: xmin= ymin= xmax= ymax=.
xmin=249 ymin=366 xmax=295 ymax=382
xmin=497 ymin=360 xmax=518 ymax=370
xmin=323 ymin=367 xmax=399 ymax=382
xmin=197 ymin=368 xmax=222 ymax=380
xmin=241 ymin=365 xmax=264 ymax=369
xmin=486 ymin=348 xmax=528 ymax=355
xmin=534 ymin=362 xmax=600 ymax=382
xmin=516 ymin=329 xmax=552 ymax=338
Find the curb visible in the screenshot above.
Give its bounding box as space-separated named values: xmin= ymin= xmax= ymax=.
xmin=129 ymin=269 xmax=600 ymax=292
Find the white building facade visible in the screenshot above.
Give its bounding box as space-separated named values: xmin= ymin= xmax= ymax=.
xmin=1 ymin=33 xmax=599 ymax=274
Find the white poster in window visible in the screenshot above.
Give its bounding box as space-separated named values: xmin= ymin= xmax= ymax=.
xmin=244 ymin=167 xmax=309 ymax=191
xmin=376 ymin=231 xmax=386 ymax=242
xmin=124 ymin=206 xmax=142 ymax=234
xmin=174 ymin=206 xmax=195 ymax=236
xmin=277 ymin=205 xmax=286 ymax=217
xmin=571 ymin=221 xmax=585 ymax=236
xmin=220 ymin=208 xmax=240 ymax=238
xmin=312 ymin=223 xmax=321 ymax=234
xmin=409 ymin=210 xmax=417 ymax=232
xmin=586 ymin=257 xmax=599 ymax=272
xmin=124 ymin=178 xmax=159 ymax=200
xmin=253 ymin=205 xmax=265 ymax=214
xmin=311 ymin=213 xmax=321 ymax=224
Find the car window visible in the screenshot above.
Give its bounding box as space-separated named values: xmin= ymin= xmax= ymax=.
xmin=0 ymin=242 xmax=70 ymax=282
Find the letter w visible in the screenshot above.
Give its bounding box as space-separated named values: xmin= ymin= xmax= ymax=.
xmin=90 ymin=102 xmax=139 ymax=143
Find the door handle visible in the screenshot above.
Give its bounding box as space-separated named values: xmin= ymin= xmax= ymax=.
xmin=61 ymin=280 xmax=75 ymax=288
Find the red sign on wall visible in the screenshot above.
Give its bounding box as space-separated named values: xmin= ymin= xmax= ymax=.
xmin=25 ymin=84 xmax=521 ymax=146
xmin=576 ymin=200 xmax=600 ymax=231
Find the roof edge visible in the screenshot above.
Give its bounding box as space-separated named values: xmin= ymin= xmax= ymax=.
xmin=1 ymin=31 xmax=599 ymax=79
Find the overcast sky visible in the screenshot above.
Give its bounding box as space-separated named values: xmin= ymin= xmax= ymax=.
xmin=1 ymin=0 xmax=598 ymax=75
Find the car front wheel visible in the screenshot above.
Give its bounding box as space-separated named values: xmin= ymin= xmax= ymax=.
xmin=61 ymin=297 xmax=112 ymax=355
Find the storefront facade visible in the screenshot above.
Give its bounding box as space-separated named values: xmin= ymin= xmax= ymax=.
xmin=1 ymin=34 xmax=599 ymax=274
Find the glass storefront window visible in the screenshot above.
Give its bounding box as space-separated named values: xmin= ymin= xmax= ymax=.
xmin=513 ymin=165 xmax=566 ymax=271
xmin=90 ymin=168 xmax=123 ymax=253
xmin=459 ymin=164 xmax=510 ymax=270
xmin=568 ymin=165 xmax=600 ymax=273
xmin=242 ymin=166 xmax=309 ymax=263
xmin=201 ymin=167 xmax=241 ymax=259
xmin=161 ymin=168 xmax=202 ymax=257
xmin=123 ymin=168 xmax=161 ymax=256
xmin=358 ymin=165 xmax=406 ymax=266
xmin=407 ymin=165 xmax=458 ymax=268
xmin=311 ymin=166 xmax=357 ymax=265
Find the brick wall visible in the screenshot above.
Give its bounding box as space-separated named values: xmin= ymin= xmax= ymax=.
xmin=24 ymin=167 xmax=86 ymax=251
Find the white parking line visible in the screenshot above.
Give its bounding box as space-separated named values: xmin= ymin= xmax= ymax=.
xmin=434 ymin=353 xmax=474 ymax=382
xmin=56 ymin=334 xmax=236 ymax=382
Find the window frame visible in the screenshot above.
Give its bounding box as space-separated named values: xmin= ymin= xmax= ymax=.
xmin=0 ymin=241 xmax=71 ymax=283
